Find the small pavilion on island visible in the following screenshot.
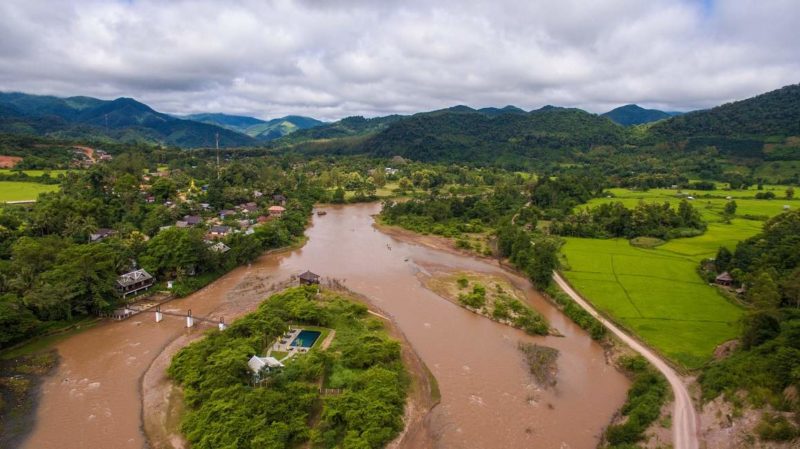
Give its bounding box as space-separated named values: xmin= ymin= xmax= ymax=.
xmin=298 ymin=270 xmax=320 ymax=285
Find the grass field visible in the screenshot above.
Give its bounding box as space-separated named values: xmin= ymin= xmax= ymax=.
xmin=560 ymin=184 xmax=799 ymax=369
xmin=0 ymin=169 xmax=72 ymax=177
xmin=562 ymin=238 xmax=743 ymax=369
xmin=0 ymin=181 xmax=59 ymax=202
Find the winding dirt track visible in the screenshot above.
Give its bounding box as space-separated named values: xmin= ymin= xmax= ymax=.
xmin=553 ymin=272 xmax=699 ymax=449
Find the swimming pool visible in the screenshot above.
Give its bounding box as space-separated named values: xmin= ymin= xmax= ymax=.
xmin=290 ymin=330 xmax=322 ymax=348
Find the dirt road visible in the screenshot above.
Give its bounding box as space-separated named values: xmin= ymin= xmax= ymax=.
xmin=553 ymin=272 xmax=700 ymax=449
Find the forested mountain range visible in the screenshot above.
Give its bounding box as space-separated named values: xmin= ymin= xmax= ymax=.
xmin=0 ymin=93 xmax=256 ymax=147
xmin=1 ymin=83 xmax=799 ymax=159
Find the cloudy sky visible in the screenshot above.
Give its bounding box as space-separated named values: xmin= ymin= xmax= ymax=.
xmin=0 ymin=0 xmax=797 ymax=121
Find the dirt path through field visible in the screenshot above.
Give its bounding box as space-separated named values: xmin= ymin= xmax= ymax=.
xmin=554 ymin=272 xmax=700 ymax=449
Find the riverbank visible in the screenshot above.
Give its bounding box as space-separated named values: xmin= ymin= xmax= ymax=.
xmin=376 ymin=219 xmax=678 ymax=448
xmin=324 ymin=284 xmax=440 ymax=449
xmin=418 ymin=270 xmax=554 ymax=337
xmin=143 ymin=281 xmax=440 ymax=449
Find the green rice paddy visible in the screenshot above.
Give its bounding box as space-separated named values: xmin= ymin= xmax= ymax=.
xmin=561 ymin=184 xmax=797 ymax=369
xmin=0 ymin=181 xmax=59 ymax=202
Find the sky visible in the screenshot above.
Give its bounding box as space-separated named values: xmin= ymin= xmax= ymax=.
xmin=0 ymin=0 xmax=798 ymax=121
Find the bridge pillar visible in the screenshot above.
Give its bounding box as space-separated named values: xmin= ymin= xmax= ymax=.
xmin=218 ymin=317 xmax=226 ymax=331
xmin=155 ymin=306 xmax=163 ymax=323
xmin=186 ymin=309 xmax=194 ymax=328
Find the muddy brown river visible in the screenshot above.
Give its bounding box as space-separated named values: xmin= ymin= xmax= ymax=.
xmin=21 ymin=203 xmax=628 ymax=449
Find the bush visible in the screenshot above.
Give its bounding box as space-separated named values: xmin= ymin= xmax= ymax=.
xmin=755 ymin=413 xmax=799 ymax=441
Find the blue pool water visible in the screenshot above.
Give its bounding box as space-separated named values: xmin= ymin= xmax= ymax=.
xmin=290 ymin=330 xmax=322 ymax=348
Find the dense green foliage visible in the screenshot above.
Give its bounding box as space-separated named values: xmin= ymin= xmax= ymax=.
xmin=381 ymin=184 xmax=526 ymax=237
xmin=367 ymin=107 xmax=624 ymax=166
xmin=603 ymin=356 xmax=669 ymax=448
xmin=0 ymin=147 xmax=323 ymax=349
xmin=700 ymin=211 xmax=800 ymax=439
xmin=168 ymin=286 xmax=408 ymax=449
xmin=551 ymin=200 xmax=706 ymax=239
xmin=650 ymin=84 xmax=800 ymax=139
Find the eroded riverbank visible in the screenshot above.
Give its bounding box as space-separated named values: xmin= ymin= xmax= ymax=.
xmin=22 ymin=203 xmax=629 ymax=449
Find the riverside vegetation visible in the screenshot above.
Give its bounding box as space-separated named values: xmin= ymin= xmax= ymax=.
xmin=168 ymin=286 xmax=408 ymax=449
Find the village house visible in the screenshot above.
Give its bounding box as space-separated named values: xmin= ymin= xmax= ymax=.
xmin=715 ymin=272 xmax=734 ymax=287
xmin=90 ymin=228 xmax=116 ymax=242
xmin=209 ymin=225 xmax=232 ymax=238
xmin=116 ymin=269 xmax=154 ymax=298
xmin=385 ymin=167 xmax=399 ymax=176
xmin=298 ymin=270 xmax=320 ymax=285
xmin=253 ymin=190 xmax=264 ymax=198
xmin=247 ymin=355 xmax=283 ymax=381
xmin=184 ymin=215 xmax=203 ymax=226
xmin=272 ymin=194 xmax=287 ymax=205
xmin=269 ymin=205 xmax=286 ymax=217
xmin=175 ymin=220 xmax=190 ymax=228
xmin=237 ymin=219 xmax=251 ymax=229
xmin=257 ymin=215 xmax=270 ymax=224
xmin=241 ymin=202 xmax=259 ymax=213
xmin=219 ymin=209 xmax=236 ymax=219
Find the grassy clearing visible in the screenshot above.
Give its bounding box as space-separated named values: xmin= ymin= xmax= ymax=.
xmin=0 ymin=169 xmax=72 ymax=177
xmin=561 ymin=237 xmax=743 ymax=368
xmin=0 ymin=181 xmax=59 ymax=202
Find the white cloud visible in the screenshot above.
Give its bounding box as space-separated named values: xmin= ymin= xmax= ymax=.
xmin=0 ymin=0 xmax=797 ymax=120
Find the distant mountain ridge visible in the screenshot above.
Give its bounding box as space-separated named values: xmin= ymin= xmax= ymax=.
xmin=0 ymin=92 xmax=256 ymax=147
xmin=601 ymin=104 xmax=678 ymax=126
xmin=185 ymin=112 xmax=324 ymax=141
xmin=1 ymin=83 xmax=798 ymax=155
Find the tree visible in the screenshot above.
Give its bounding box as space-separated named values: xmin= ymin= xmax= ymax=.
xmin=141 ymin=227 xmax=207 ymax=279
xmin=0 ymin=294 xmax=40 ymax=348
xmin=150 ymin=177 xmax=177 ymax=202
xmin=715 ymin=247 xmax=733 ymax=273
xmin=781 ymin=267 xmax=800 ymax=308
xmin=741 ymin=311 xmax=781 ymax=349
xmin=724 ymin=200 xmax=737 ymax=216
xmin=746 ymin=271 xmax=781 ymax=310
xmin=332 ymin=187 xmax=346 ymax=204
xmin=787 ymin=187 xmax=795 ymax=200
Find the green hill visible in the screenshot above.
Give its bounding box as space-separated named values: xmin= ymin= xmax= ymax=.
xmin=650 ymin=83 xmax=800 ymax=139
xmin=276 ymin=114 xmax=404 ymax=144
xmin=365 ymin=107 xmax=624 ymax=165
xmin=0 ymin=93 xmax=256 ymax=147
xmin=602 ymin=104 xmax=675 ymax=126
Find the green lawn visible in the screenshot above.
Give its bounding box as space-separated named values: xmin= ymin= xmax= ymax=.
xmin=0 ymin=181 xmax=59 ymax=202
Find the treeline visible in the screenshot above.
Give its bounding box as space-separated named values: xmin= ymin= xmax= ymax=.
xmin=168 ymin=286 xmax=408 ymax=449
xmin=381 ymin=183 xmax=528 ymax=237
xmin=551 ymin=200 xmax=706 ymax=240
xmin=701 ymin=210 xmax=800 ymax=443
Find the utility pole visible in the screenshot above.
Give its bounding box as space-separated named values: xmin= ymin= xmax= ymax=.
xmin=215 ymin=132 xmax=220 ymax=180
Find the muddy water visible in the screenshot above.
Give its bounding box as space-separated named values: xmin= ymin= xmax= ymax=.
xmin=22 ymin=203 xmax=628 ymax=449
